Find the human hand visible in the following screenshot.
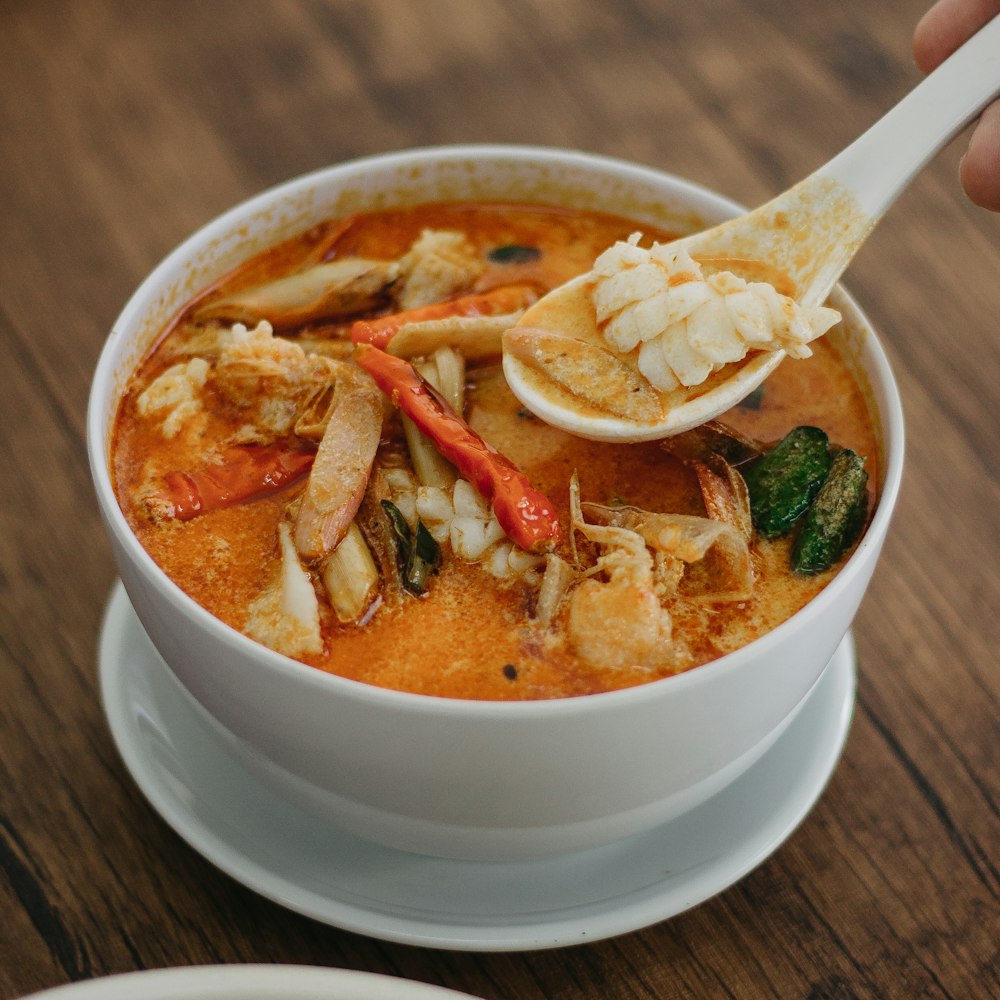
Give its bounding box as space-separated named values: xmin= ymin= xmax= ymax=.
xmin=914 ymin=0 xmax=1000 ymax=210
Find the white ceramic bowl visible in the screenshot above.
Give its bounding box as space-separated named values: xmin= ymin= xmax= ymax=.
xmin=22 ymin=965 xmax=480 ymax=999
xmin=88 ymin=145 xmax=904 ymax=861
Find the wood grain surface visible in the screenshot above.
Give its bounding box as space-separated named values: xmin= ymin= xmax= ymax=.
xmin=2 ymin=1 xmax=998 ymax=997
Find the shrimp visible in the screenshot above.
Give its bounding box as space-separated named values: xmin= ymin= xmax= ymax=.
xmin=580 ymin=503 xmax=753 ymax=603
xmin=395 ymin=229 xmax=485 ymax=309
xmin=568 ymin=560 xmax=676 ymax=671
xmin=215 ymin=320 xmax=345 ymax=439
xmin=566 ymin=476 xmax=678 ymax=671
xmin=135 ymin=357 xmax=210 ymax=439
xmin=592 ymin=235 xmax=841 ymax=391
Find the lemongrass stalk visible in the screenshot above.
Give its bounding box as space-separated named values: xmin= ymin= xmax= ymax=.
xmin=386 ymin=313 xmax=519 ymax=362
xmin=402 ymin=355 xmax=459 ymax=488
xmin=429 ymin=345 xmax=466 ymax=414
xmin=321 ymin=521 xmax=379 ymax=623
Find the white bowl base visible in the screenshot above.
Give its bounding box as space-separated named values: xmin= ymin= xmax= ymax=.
xmin=98 ymin=582 xmax=855 ymax=952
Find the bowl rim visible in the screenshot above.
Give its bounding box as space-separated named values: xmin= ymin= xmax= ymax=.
xmin=87 ymin=142 xmax=905 ymax=719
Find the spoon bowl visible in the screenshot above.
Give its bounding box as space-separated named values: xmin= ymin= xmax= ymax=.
xmin=503 ymin=274 xmax=784 ymax=441
xmin=504 ymin=13 xmax=1000 ymax=441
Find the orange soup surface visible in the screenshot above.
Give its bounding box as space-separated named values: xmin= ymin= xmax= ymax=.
xmin=113 ymin=202 xmax=879 ymax=700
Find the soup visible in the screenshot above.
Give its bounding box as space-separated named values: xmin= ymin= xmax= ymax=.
xmin=112 ymin=202 xmax=878 ymax=701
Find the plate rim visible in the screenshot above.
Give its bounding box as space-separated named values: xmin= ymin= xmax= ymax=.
xmin=22 ymin=964 xmax=481 ymax=999
xmin=98 ymin=581 xmax=855 ymax=952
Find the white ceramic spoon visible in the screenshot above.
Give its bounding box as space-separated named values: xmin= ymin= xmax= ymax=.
xmin=503 ymin=14 xmax=1000 ymax=442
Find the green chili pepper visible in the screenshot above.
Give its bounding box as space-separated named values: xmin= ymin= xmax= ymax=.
xmin=743 ymin=426 xmax=832 ymax=538
xmin=792 ymin=449 xmax=868 ymax=574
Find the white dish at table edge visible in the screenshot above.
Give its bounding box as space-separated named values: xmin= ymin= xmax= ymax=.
xmin=21 ymin=964 xmax=482 ymax=999
xmin=98 ymin=581 xmax=856 ymax=951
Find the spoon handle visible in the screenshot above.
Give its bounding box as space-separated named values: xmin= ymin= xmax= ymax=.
xmin=823 ymin=13 xmax=1000 ymax=218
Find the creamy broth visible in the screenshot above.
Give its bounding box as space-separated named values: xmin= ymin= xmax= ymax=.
xmin=113 ymin=202 xmax=878 ymax=700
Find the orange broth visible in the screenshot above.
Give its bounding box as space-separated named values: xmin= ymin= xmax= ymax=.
xmin=112 ymin=202 xmax=879 ymax=700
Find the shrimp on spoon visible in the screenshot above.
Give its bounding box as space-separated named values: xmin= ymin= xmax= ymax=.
xmin=503 ymin=14 xmax=1000 ymax=442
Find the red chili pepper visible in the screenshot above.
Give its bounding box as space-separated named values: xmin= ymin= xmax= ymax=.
xmin=351 ymin=284 xmax=538 ymax=350
xmin=355 ymin=345 xmax=561 ymax=552
xmin=158 ymin=445 xmax=315 ymax=520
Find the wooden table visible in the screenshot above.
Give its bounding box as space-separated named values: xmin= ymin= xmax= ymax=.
xmin=3 ymin=1 xmax=998 ymax=997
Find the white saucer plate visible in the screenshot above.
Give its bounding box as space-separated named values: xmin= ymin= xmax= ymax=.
xmin=22 ymin=964 xmax=481 ymax=999
xmin=99 ymin=582 xmax=856 ymax=952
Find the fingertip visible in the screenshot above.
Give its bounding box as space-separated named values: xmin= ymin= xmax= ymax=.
xmin=912 ymin=0 xmax=1000 ymax=73
xmin=913 ymin=0 xmax=958 ymax=72
xmin=960 ymin=104 xmax=1000 ymax=212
